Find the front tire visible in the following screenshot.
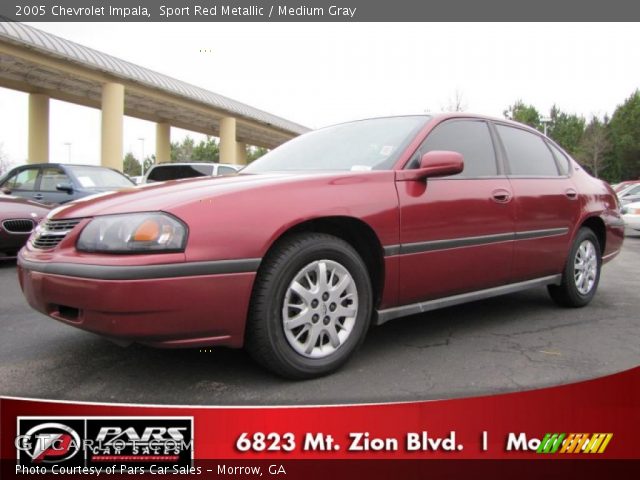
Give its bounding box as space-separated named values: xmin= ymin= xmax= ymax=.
xmin=245 ymin=233 xmax=373 ymax=379
xmin=548 ymin=227 xmax=602 ymax=307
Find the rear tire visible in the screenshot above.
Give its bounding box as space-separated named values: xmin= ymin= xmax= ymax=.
xmin=245 ymin=233 xmax=373 ymax=379
xmin=548 ymin=227 xmax=602 ymax=308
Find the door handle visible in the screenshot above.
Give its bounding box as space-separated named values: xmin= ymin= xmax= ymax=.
xmin=565 ymin=188 xmax=578 ymax=199
xmin=33 ymin=193 xmax=43 ymax=200
xmin=491 ymin=189 xmax=512 ymax=204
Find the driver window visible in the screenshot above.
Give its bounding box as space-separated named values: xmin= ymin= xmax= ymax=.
xmin=40 ymin=167 xmax=71 ymax=191
xmin=409 ymin=120 xmax=498 ymax=178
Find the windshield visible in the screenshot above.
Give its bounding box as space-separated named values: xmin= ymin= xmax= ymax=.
xmin=244 ymin=116 xmax=429 ymax=173
xmin=67 ymin=166 xmax=134 ymax=189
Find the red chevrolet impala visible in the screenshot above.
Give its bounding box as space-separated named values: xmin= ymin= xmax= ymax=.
xmin=17 ymin=114 xmax=624 ymax=378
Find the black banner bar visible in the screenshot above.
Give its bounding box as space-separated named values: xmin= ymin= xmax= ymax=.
xmin=1 ymin=0 xmax=640 ymax=22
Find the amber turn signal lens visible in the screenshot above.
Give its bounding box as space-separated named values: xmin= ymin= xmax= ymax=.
xmin=132 ymin=219 xmax=160 ymax=242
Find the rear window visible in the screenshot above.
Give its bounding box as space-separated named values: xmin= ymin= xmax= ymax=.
xmin=146 ymin=165 xmax=214 ymax=182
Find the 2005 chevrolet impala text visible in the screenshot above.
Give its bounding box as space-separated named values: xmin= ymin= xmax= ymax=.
xmin=17 ymin=114 xmax=624 ymax=378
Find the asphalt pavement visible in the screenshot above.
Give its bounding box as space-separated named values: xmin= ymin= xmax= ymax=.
xmin=1 ymin=233 xmax=638 ymax=405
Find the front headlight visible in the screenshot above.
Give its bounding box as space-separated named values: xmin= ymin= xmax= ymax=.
xmin=77 ymin=212 xmax=187 ymax=253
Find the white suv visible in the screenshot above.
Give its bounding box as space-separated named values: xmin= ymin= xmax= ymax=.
xmin=143 ymin=163 xmax=241 ymax=183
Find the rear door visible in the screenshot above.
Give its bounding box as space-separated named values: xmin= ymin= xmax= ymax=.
xmin=396 ymin=119 xmax=515 ymax=305
xmin=493 ymin=123 xmax=580 ymax=281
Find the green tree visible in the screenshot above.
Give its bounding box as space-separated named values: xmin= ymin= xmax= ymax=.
xmin=170 ymin=136 xmax=221 ymax=163
xmin=192 ymin=136 xmax=220 ymax=162
xmin=503 ymin=100 xmax=542 ymax=130
xmin=607 ymin=90 xmax=640 ymax=182
xmin=123 ymin=152 xmax=141 ymax=177
xmin=247 ymin=146 xmax=269 ymax=163
xmin=170 ymin=136 xmax=195 ymax=162
xmin=576 ymin=116 xmax=611 ymax=179
xmin=547 ymin=105 xmax=585 ymax=156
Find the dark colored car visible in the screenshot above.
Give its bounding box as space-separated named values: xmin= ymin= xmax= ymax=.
xmin=0 ymin=195 xmax=50 ymax=257
xmin=17 ymin=114 xmax=624 ymax=378
xmin=0 ymin=163 xmax=135 ymax=205
xmin=143 ymin=163 xmax=241 ymax=183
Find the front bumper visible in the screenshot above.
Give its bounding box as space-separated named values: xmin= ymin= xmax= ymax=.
xmin=17 ymin=253 xmax=257 ymax=348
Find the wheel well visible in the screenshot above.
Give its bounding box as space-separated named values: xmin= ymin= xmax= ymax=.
xmin=581 ymin=216 xmax=606 ymax=254
xmin=266 ymin=217 xmax=385 ymax=308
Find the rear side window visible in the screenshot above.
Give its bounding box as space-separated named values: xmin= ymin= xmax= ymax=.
xmin=413 ymin=120 xmax=498 ymax=177
xmin=217 ymin=166 xmax=237 ymax=176
xmin=147 ymin=165 xmax=214 ymax=182
xmin=3 ymin=168 xmax=39 ymax=191
xmin=496 ymin=125 xmax=560 ymax=176
xmin=547 ymin=142 xmax=571 ymax=176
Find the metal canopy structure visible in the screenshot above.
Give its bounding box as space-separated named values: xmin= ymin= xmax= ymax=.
xmin=0 ymin=21 xmax=309 ymax=160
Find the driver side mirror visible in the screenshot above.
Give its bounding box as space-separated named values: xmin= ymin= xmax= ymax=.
xmin=396 ymin=150 xmax=464 ymax=181
xmin=56 ymin=183 xmax=74 ymax=194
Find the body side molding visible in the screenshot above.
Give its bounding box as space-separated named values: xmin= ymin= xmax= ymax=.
xmin=376 ymin=274 xmax=562 ymax=325
xmin=382 ymin=227 xmax=569 ymax=257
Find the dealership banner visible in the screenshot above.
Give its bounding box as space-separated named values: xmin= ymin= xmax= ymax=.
xmin=0 ymin=0 xmax=639 ymax=22
xmin=1 ymin=367 xmax=639 ymax=478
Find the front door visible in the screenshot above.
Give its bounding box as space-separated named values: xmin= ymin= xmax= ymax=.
xmin=396 ymin=119 xmax=515 ymax=305
xmin=37 ymin=166 xmax=75 ymax=204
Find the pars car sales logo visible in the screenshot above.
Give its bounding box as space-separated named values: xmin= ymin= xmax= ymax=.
xmin=16 ymin=417 xmax=193 ymax=471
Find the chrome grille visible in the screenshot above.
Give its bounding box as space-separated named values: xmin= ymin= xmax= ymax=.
xmin=32 ymin=218 xmax=82 ymax=250
xmin=2 ymin=218 xmax=35 ymax=234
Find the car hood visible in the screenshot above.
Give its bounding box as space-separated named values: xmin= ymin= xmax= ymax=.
xmin=48 ymin=173 xmax=333 ymax=219
xmin=0 ymin=195 xmax=51 ymax=218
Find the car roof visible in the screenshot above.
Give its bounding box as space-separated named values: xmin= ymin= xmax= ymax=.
xmin=147 ymin=163 xmax=241 ymax=170
xmin=149 ymin=163 xmax=216 ymax=167
xmin=430 ymin=112 xmax=547 ymax=133
xmin=325 ymin=113 xmax=545 ymax=137
xmin=8 ymin=163 xmax=117 ymax=169
xmin=149 ymin=163 xmax=239 ymax=167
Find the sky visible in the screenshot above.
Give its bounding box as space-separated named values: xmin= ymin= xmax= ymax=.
xmin=0 ymin=22 xmax=639 ymax=166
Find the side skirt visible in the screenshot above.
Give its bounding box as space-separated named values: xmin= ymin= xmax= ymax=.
xmin=375 ymin=275 xmax=562 ymax=326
